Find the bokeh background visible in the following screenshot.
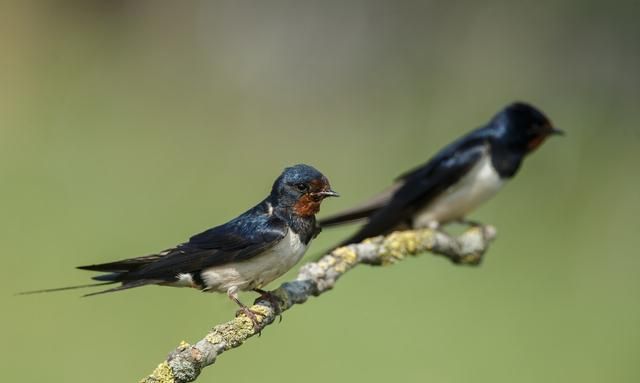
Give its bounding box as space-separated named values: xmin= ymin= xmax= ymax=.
xmin=1 ymin=1 xmax=639 ymax=382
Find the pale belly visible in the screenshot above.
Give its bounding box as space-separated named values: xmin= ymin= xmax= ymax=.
xmin=413 ymin=154 xmax=505 ymax=227
xmin=198 ymin=229 xmax=308 ymax=293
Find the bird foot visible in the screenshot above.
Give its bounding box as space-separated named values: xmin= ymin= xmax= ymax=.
xmin=235 ymin=306 xmax=263 ymax=335
xmin=253 ymin=289 xmax=284 ymax=323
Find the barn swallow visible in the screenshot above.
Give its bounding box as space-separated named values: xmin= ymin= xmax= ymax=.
xmin=23 ymin=164 xmax=338 ymax=327
xmin=320 ymin=102 xmax=563 ymax=249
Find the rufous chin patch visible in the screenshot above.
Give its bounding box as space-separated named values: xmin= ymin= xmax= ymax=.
xmin=527 ymin=135 xmax=546 ymax=152
xmin=294 ymin=194 xmax=321 ymax=217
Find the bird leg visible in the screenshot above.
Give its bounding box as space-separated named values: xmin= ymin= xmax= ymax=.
xmin=253 ymin=288 xmax=284 ymax=322
xmin=227 ymin=287 xmax=261 ymax=332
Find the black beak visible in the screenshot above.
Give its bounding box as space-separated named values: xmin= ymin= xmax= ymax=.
xmin=318 ymin=189 xmax=340 ymax=198
xmin=550 ymin=127 xmax=565 ymax=136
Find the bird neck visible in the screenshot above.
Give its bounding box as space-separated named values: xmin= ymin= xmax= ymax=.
xmin=488 ymin=140 xmax=525 ymax=179
xmin=271 ymin=203 xmax=317 ymax=245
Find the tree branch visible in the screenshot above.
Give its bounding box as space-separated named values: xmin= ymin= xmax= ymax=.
xmin=140 ymin=225 xmax=497 ymax=383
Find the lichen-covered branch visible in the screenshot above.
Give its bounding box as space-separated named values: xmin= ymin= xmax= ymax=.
xmin=140 ymin=225 xmax=497 ymax=383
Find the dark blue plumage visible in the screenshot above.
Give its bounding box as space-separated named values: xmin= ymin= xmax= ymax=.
xmin=320 ymin=102 xmax=563 ymax=248
xmin=25 ymin=164 xmax=338 ymax=325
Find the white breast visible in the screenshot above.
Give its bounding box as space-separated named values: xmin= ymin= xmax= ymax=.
xmin=413 ymin=151 xmax=504 ymax=227
xmin=200 ymin=229 xmax=308 ymax=293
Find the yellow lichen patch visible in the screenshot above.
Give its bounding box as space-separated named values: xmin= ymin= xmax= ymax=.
xmin=333 ymin=262 xmax=346 ymax=273
xmin=141 ymin=361 xmax=174 ymax=383
xmin=333 ymin=247 xmax=358 ymax=265
xmin=416 ymin=230 xmax=436 ymax=252
xmin=229 ymin=317 xmax=258 ymax=340
xmin=331 ymin=247 xmax=358 ymax=273
xmin=205 ymin=332 xmax=224 ymax=345
xmin=379 ymin=232 xmax=416 ymax=265
xmin=460 ymin=252 xmax=482 ymax=265
xmin=211 ymin=306 xmax=274 ymax=348
xmin=248 ymin=304 xmax=271 ymax=318
xmin=177 ymin=340 xmax=190 ymax=350
xmin=319 ymin=256 xmax=336 ymax=269
xmin=363 ymin=235 xmax=384 ymax=245
xmin=378 ymin=229 xmax=436 ymax=265
xmin=209 ymin=320 xmax=252 ymax=350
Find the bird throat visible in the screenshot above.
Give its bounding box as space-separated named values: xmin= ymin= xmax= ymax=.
xmin=527 ymin=135 xmax=547 ymax=152
xmin=293 ymin=195 xmax=321 ymax=217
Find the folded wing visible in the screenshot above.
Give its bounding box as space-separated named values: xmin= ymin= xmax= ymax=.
xmin=329 ymin=133 xmax=491 ymax=247
xmin=77 ymin=204 xmax=287 ymax=295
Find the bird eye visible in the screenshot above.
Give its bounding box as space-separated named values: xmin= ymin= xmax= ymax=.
xmin=295 ymin=183 xmax=309 ymax=192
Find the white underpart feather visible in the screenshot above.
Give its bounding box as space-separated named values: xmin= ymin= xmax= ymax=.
xmin=200 ymin=229 xmax=308 ymax=293
xmin=413 ymin=150 xmax=505 ymax=227
xmin=172 ymin=273 xmax=195 ymax=287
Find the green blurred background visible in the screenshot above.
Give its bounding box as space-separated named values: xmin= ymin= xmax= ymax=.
xmin=1 ymin=1 xmax=639 ymax=382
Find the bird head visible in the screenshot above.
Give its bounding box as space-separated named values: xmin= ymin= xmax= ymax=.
xmin=271 ymin=164 xmax=339 ymax=217
xmin=494 ymin=102 xmax=564 ymax=153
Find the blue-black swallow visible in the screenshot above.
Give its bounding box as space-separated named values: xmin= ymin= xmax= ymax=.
xmin=320 ymin=102 xmax=563 ymax=249
xmin=23 ymin=164 xmax=338 ymax=325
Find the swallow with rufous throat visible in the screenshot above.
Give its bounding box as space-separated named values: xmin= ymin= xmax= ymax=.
xmin=320 ymin=102 xmax=563 ymax=251
xmin=23 ymin=164 xmax=338 ymax=327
